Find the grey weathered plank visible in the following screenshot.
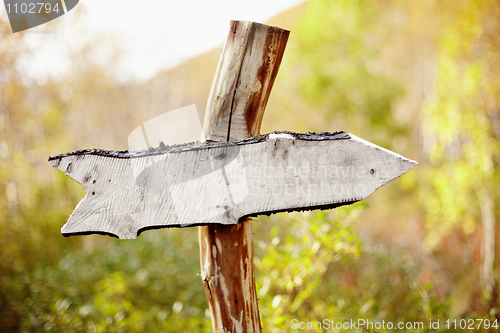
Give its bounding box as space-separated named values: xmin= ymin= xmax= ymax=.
xmin=48 ymin=131 xmax=417 ymax=239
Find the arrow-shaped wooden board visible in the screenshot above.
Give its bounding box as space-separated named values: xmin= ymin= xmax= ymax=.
xmin=48 ymin=131 xmax=417 ymax=239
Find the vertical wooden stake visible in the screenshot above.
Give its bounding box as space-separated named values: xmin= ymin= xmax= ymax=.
xmin=199 ymin=21 xmax=289 ymax=332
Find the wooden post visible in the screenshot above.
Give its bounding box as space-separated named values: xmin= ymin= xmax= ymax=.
xmin=198 ymin=21 xmax=289 ymax=332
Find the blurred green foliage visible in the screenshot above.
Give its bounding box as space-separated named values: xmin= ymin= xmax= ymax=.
xmin=254 ymin=207 xmax=451 ymax=332
xmin=417 ymin=0 xmax=500 ymax=310
xmin=295 ymin=0 xmax=406 ymax=146
xmin=419 ymin=0 xmax=499 ymax=248
xmin=1 ymin=0 xmax=499 ymax=331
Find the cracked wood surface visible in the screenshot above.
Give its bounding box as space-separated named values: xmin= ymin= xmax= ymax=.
xmin=198 ymin=21 xmax=289 ymax=333
xmin=202 ymin=21 xmax=289 ymax=143
xmin=47 ymin=130 xmax=421 ymax=239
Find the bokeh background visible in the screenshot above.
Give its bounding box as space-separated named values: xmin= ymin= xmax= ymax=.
xmin=1 ymin=0 xmax=499 ymax=331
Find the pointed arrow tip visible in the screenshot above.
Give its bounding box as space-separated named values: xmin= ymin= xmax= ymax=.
xmin=384 ymin=154 xmax=418 ymax=183
xmin=348 ymin=133 xmax=418 ymax=180
xmin=401 ymin=157 xmax=418 ymax=175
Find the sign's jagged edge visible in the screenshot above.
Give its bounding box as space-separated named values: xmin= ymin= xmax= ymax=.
xmin=48 ymin=131 xmax=350 ymax=163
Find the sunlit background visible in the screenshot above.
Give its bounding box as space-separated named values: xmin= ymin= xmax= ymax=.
xmin=1 ymin=0 xmax=499 ymax=331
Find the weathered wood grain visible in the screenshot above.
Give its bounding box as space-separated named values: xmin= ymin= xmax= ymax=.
xmin=48 ymin=131 xmax=417 ymax=239
xmin=202 ymin=21 xmax=289 ymax=142
xmin=199 ymin=21 xmax=289 ymax=333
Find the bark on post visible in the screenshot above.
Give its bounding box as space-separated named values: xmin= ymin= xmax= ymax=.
xmin=198 ymin=21 xmax=289 ymax=332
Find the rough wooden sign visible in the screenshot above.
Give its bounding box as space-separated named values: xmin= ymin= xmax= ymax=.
xmin=48 ymin=131 xmax=417 ymax=239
